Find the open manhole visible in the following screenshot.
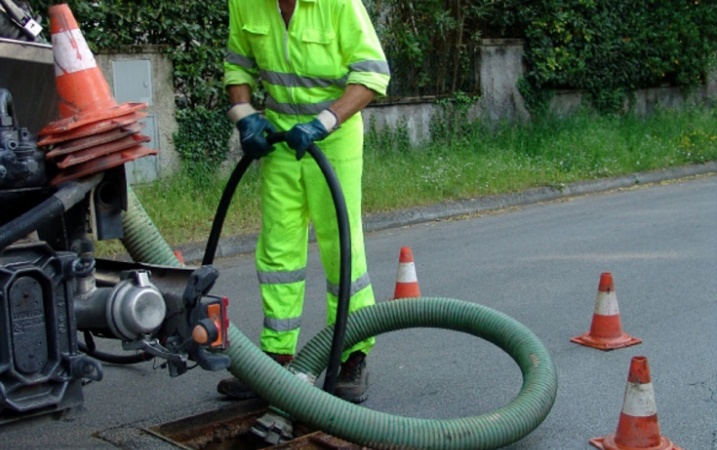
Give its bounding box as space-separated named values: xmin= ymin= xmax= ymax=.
xmin=145 ymin=399 xmax=370 ymax=450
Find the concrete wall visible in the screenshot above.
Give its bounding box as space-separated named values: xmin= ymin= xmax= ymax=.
xmin=551 ymin=75 xmax=717 ymax=118
xmin=364 ymin=39 xmax=529 ymax=146
xmin=97 ymin=42 xmax=716 ymax=181
xmin=362 ymin=101 xmax=438 ymax=146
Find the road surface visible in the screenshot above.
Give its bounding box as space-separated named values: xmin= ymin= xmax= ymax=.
xmin=2 ymin=174 xmax=715 ymax=449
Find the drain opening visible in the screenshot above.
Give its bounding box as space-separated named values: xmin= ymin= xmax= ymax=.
xmin=145 ymin=399 xmax=367 ymax=450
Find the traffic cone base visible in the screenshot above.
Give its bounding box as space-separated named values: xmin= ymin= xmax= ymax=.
xmin=38 ymin=112 xmax=147 ymax=147
xmin=55 ymin=133 xmax=151 ymax=169
xmin=392 ymin=246 xmax=421 ymax=299
xmin=46 ymin=124 xmax=140 ymax=158
xmin=40 ymin=4 xmax=155 ymax=184
xmin=40 ymin=103 xmax=146 ymax=137
xmin=50 ymin=147 xmax=157 ymax=186
xmin=589 ymin=435 xmax=682 ymax=450
xmin=571 ymin=272 xmax=641 ymax=351
xmin=571 ymin=332 xmax=642 ymax=350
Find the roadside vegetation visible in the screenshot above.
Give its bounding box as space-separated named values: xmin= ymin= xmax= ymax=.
xmin=126 ymin=105 xmax=717 ymax=250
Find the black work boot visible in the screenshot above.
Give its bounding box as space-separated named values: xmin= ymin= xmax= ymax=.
xmin=217 ymin=353 xmax=293 ymax=400
xmin=334 ymin=351 xmax=369 ymax=403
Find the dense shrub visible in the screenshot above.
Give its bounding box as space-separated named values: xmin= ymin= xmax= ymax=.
xmin=512 ymin=0 xmax=717 ymax=112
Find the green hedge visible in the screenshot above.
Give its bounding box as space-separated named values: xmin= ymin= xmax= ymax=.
xmin=512 ymin=0 xmax=717 ymax=112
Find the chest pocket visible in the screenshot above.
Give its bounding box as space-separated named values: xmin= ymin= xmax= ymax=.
xmin=242 ymin=23 xmax=272 ymax=69
xmin=300 ymin=28 xmax=338 ymax=78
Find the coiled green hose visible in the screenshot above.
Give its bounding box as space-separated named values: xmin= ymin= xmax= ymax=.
xmin=224 ymin=297 xmax=558 ymax=450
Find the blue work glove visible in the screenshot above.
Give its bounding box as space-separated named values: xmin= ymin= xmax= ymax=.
xmin=286 ymin=109 xmax=338 ymax=160
xmin=228 ymin=103 xmax=277 ymax=159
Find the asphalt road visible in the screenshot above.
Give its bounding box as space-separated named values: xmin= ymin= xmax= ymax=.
xmin=1 ymin=172 xmax=715 ymax=449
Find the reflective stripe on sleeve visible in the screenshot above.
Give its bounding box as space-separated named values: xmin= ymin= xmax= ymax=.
xmin=349 ymin=60 xmax=391 ymax=75
xmin=226 ymin=50 xmax=257 ymax=70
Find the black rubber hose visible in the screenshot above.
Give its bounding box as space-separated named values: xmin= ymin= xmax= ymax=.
xmin=202 ymin=155 xmax=252 ymax=266
xmin=305 ymin=143 xmax=350 ymax=394
xmin=78 ymin=331 xmax=153 ymax=365
xmin=0 ymin=173 xmax=103 ymax=251
xmin=78 ymin=342 xmax=153 ymax=365
xmin=201 ymin=133 xmax=350 ymax=394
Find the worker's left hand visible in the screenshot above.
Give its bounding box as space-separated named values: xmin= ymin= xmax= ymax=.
xmin=286 ymin=109 xmax=338 ymax=160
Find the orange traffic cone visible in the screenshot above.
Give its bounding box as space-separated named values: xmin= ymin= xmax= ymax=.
xmin=38 ymin=4 xmax=156 ymax=185
xmin=392 ymin=246 xmax=421 ymax=299
xmin=173 ymin=250 xmax=185 ymax=266
xmin=589 ymin=356 xmax=682 ymax=450
xmin=571 ymin=272 xmax=641 ymax=350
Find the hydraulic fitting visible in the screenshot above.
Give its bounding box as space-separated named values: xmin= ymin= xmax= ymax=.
xmin=105 ymin=270 xmax=165 ymax=341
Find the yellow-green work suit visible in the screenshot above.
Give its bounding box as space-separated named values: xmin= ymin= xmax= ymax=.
xmin=224 ymin=0 xmax=391 ymax=360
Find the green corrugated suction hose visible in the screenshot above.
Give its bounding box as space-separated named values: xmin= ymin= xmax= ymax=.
xmin=223 ymin=297 xmax=558 ymax=450
xmin=121 ymin=185 xmax=182 ymax=267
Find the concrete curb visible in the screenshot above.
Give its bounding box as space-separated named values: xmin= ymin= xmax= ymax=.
xmin=176 ymin=161 xmax=717 ymax=264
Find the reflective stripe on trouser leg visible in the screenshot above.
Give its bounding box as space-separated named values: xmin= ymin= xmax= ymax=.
xmin=325 ymin=272 xmax=375 ymax=361
xmin=257 ymin=154 xmax=310 ymax=355
xmin=258 ymin=269 xmax=306 ymax=355
xmin=305 ymin=136 xmax=376 ymax=362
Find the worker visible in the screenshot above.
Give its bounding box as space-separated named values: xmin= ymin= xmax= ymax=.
xmin=217 ymin=0 xmax=390 ymax=403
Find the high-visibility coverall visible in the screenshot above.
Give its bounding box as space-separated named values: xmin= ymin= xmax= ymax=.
xmin=224 ymin=0 xmax=391 ymax=360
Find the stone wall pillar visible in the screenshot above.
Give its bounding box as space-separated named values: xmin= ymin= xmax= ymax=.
xmin=477 ymin=39 xmax=529 ymax=122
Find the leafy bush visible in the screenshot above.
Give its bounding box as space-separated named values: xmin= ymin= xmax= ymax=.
xmin=174 ymin=106 xmax=234 ymax=181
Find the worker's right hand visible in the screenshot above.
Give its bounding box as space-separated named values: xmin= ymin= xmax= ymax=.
xmin=228 ymin=103 xmax=277 ymax=160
